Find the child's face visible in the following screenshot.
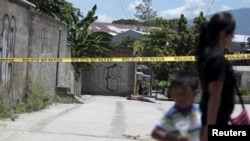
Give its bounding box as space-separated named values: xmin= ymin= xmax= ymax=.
xmin=170 ymin=84 xmax=197 ymax=109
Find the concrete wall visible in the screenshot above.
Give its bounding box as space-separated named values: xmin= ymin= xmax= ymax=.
xmin=27 ymin=10 xmax=73 ymax=92
xmin=0 ymin=0 xmax=77 ymax=104
xmin=230 ymin=42 xmax=242 ymax=53
xmin=233 ymin=66 xmax=250 ymax=89
xmin=0 ymin=0 xmax=28 ymax=104
xmin=81 ymin=62 xmax=136 ymax=96
xmin=239 ymin=72 xmax=250 ymax=89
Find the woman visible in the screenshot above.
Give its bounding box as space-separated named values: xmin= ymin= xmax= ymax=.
xmin=195 ymin=12 xmax=236 ymax=141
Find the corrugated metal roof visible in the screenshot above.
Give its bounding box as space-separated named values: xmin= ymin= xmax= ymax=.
xmin=89 ymin=22 xmax=152 ymax=36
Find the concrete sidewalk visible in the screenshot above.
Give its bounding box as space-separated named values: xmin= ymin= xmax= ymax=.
xmin=0 ymin=96 xmax=164 ymax=141
xmin=0 ymin=95 xmax=249 ymax=141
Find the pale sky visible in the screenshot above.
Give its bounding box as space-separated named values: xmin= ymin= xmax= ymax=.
xmin=66 ymin=0 xmax=250 ymax=22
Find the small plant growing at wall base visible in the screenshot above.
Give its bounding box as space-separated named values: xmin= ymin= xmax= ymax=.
xmin=14 ymin=76 xmax=53 ymax=114
xmin=14 ymin=76 xmax=82 ymax=115
xmin=53 ymin=95 xmax=81 ymax=104
xmin=0 ymin=84 xmax=9 ymax=119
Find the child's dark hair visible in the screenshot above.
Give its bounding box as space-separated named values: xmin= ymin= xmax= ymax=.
xmin=170 ymin=72 xmax=198 ymax=90
xmin=195 ymin=12 xmax=236 ymax=73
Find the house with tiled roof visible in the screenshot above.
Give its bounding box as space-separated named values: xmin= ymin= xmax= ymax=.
xmin=89 ymin=22 xmax=152 ymax=57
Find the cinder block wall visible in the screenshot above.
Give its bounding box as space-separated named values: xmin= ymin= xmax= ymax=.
xmin=0 ymin=0 xmax=77 ymax=104
xmin=27 ymin=10 xmax=68 ymax=91
xmin=81 ymin=62 xmax=136 ymax=96
xmin=0 ymin=0 xmax=30 ymax=104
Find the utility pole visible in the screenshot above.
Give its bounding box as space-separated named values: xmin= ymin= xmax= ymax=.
xmin=146 ymin=0 xmax=150 ymax=20
xmin=147 ymin=0 xmax=149 ymax=20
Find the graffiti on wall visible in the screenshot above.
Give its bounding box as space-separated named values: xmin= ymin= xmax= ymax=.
xmin=95 ymin=64 xmax=123 ymax=92
xmin=0 ymin=14 xmax=16 ymax=95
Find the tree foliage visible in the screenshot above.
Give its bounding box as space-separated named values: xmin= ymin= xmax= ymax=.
xmin=111 ymin=18 xmax=156 ymax=26
xmin=138 ymin=12 xmax=206 ymax=82
xmin=133 ymin=41 xmax=144 ymax=56
xmin=28 ymin=0 xmax=71 ymax=20
xmin=119 ymin=35 xmax=137 ymax=47
xmin=27 ymin=0 xmax=115 ymax=80
xmin=134 ymin=0 xmax=157 ymax=21
xmin=112 ymin=19 xmax=140 ymax=25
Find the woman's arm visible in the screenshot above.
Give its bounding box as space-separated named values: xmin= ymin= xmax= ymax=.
xmin=205 ymin=55 xmax=226 ymax=125
xmin=201 ymin=80 xmax=224 ymax=141
xmin=207 ymin=80 xmax=224 ymax=125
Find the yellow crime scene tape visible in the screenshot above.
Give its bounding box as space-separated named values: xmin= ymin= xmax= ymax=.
xmin=0 ymin=54 xmax=250 ymax=62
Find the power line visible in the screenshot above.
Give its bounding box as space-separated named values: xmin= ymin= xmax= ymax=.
xmin=119 ymin=0 xmax=129 ymax=19
xmin=121 ymin=0 xmax=133 ymax=18
xmin=206 ymin=0 xmax=215 ymax=16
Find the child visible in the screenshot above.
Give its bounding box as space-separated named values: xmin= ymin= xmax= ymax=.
xmin=151 ymin=72 xmax=201 ymax=141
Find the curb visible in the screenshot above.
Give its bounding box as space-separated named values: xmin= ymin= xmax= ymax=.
xmin=79 ymin=95 xmax=95 ymax=104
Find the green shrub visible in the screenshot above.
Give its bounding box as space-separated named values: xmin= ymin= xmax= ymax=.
xmin=14 ymin=76 xmax=80 ymax=114
xmin=0 ymin=75 xmax=81 ymax=120
xmin=239 ymin=87 xmax=250 ymax=96
xmin=0 ymin=84 xmax=10 ymax=119
xmin=14 ymin=102 xmax=26 ymax=114
xmin=0 ymin=104 xmax=8 ymax=119
xmin=53 ymin=95 xmax=80 ymax=104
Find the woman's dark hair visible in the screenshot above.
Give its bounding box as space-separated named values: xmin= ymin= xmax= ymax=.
xmin=170 ymin=72 xmax=198 ymax=90
xmin=195 ymin=12 xmax=236 ymax=73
